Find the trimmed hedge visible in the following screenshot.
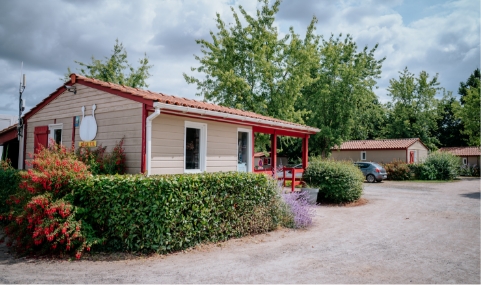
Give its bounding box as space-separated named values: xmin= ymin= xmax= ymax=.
xmin=71 ymin=172 xmax=282 ymax=253
xmin=0 ymin=161 xmax=21 ymax=219
xmin=422 ymin=151 xmax=459 ymax=180
xmin=303 ymin=158 xmax=364 ymax=204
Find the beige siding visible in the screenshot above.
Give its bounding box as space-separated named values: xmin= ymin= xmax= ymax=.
xmin=26 ymin=84 xmax=142 ymax=173
xmin=150 ymin=113 xmax=251 ymax=175
xmin=331 ymin=149 xmax=407 ymax=163
xmin=407 ymin=141 xmax=429 ymax=163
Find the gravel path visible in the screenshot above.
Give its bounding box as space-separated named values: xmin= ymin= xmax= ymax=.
xmin=1 ymin=178 xmax=480 ymax=283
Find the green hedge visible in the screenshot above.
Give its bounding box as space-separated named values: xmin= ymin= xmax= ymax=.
xmin=421 ymin=151 xmax=459 ymax=180
xmin=0 ymin=164 xmax=21 ymax=218
xmin=303 ymin=158 xmax=364 ymax=204
xmin=71 ymin=172 xmax=281 ymax=253
xmin=383 ymin=159 xmax=412 ymax=180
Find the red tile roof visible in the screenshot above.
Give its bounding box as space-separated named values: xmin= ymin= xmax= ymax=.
xmin=439 ymin=147 xmax=481 ymax=156
xmin=69 ymin=75 xmax=318 ymax=133
xmin=333 ymin=138 xmax=423 ymax=150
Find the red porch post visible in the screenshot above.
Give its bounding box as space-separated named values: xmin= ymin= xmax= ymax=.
xmin=271 ymin=131 xmax=277 ymax=173
xmin=302 ymin=135 xmax=309 ymax=170
xmin=252 ymin=132 xmax=255 ymax=172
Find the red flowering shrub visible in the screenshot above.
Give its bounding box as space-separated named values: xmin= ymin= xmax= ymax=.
xmin=76 ymin=138 xmax=126 ymax=175
xmin=103 ymin=138 xmax=126 ymax=174
xmin=1 ymin=142 xmax=100 ymax=259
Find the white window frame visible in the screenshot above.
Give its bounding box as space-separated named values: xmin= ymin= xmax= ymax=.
xmin=463 ymin=157 xmax=468 ymax=166
xmin=237 ymin=128 xmax=252 ymax=173
xmin=48 ymin=123 xmax=63 ymax=146
xmin=184 ymin=121 xmax=207 ymax=173
xmin=361 ymin=151 xmax=366 ymax=161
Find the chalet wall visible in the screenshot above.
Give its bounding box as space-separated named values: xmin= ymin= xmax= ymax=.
xmin=150 ymin=113 xmax=251 ymax=175
xmin=26 ymin=84 xmax=142 ymax=173
xmin=407 ymin=141 xmax=429 ymax=162
xmin=331 ymin=149 xmax=407 ymax=163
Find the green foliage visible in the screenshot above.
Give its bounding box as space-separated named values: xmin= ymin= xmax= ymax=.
xmin=459 ymin=165 xmax=480 ymax=177
xmin=303 ymin=158 xmax=364 ymax=204
xmin=0 ymin=160 xmax=21 ymax=221
xmin=76 ymin=138 xmax=126 ymax=175
xmin=383 ymin=67 xmax=441 ymax=150
xmin=71 ymin=172 xmax=283 ymax=253
xmin=454 ymin=69 xmax=480 ymax=146
xmin=382 ymin=160 xmax=412 ymax=181
xmin=436 ymin=92 xmax=468 ymax=147
xmin=416 ymin=151 xmax=459 ymax=180
xmin=184 ymin=0 xmax=319 ymax=151
xmin=1 ymin=144 xmax=100 ymax=259
xmin=301 ymin=34 xmax=385 ymax=156
xmin=65 ymin=39 xmax=152 ymax=88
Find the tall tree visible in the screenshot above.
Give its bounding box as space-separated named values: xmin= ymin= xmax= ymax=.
xmin=65 ymin=39 xmax=152 ymax=88
xmin=299 ymin=34 xmax=385 ymax=156
xmin=435 ymin=91 xmax=468 ymax=147
xmin=454 ymin=69 xmax=481 ymax=146
xmin=183 ymin=0 xmax=319 ymax=124
xmin=383 ymin=67 xmax=440 ymax=150
xmin=458 ymin=68 xmax=480 ymax=104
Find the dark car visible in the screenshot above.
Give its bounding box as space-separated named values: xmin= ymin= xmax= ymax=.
xmin=354 ymin=162 xmax=388 ymax=183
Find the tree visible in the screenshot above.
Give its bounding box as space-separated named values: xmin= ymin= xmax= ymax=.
xmin=454 ymin=69 xmax=480 ymax=146
xmin=299 ymin=34 xmax=385 ymax=156
xmin=435 ymin=91 xmax=468 ymax=147
xmin=458 ymin=68 xmax=480 ymax=104
xmin=184 ymin=0 xmax=318 ymax=125
xmin=383 ymin=67 xmax=440 ymax=150
xmin=64 ymin=39 xmax=152 ymax=88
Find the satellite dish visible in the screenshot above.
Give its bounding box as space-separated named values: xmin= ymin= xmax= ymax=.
xmin=79 ymin=104 xmax=98 ymax=141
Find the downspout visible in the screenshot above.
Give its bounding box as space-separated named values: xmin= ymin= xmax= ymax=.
xmin=146 ymin=103 xmax=161 ymax=176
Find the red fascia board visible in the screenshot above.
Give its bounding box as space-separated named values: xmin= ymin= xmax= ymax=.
xmin=0 ymin=127 xmax=18 ymax=145
xmin=77 ymin=80 xmax=153 ymax=106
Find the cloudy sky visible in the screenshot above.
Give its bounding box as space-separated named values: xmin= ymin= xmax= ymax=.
xmin=0 ymin=0 xmax=479 ymax=117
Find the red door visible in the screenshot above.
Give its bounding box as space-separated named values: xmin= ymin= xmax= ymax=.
xmin=34 ymin=126 xmax=49 ymax=153
xmin=409 ymin=151 xmax=415 ymax=164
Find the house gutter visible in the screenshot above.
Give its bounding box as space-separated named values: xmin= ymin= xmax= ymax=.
xmin=146 ymin=104 xmax=161 ymax=176
xmin=153 ymin=102 xmax=320 ymax=133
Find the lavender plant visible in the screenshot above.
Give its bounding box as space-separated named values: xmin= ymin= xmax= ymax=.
xmin=281 ymin=191 xmax=314 ymax=228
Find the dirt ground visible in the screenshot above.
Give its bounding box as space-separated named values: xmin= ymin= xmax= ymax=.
xmin=1 ymin=178 xmax=480 ymax=283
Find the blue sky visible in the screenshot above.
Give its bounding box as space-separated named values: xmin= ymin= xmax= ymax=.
xmin=0 ymin=0 xmax=479 ymax=117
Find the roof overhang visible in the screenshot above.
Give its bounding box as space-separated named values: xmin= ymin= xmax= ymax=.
xmin=0 ymin=125 xmax=18 ymax=145
xmin=153 ymin=102 xmax=319 ymax=136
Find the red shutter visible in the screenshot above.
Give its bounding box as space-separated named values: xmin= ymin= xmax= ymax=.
xmin=409 ymin=151 xmax=415 ymax=164
xmin=34 ymin=126 xmax=49 ymax=153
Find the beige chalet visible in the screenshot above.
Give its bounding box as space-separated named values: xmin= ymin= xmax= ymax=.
xmin=331 ymin=138 xmax=429 ymax=164
xmin=439 ymin=147 xmax=480 ymax=166
xmin=2 ymin=74 xmax=319 ymax=175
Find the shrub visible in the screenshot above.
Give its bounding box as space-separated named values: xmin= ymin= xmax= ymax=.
xmin=71 ymin=172 xmax=282 ymax=253
xmin=459 ymin=164 xmax=481 ymax=177
xmin=423 ymin=151 xmax=459 ymax=180
xmin=303 ymin=158 xmax=364 ymax=204
xmin=1 ymin=143 xmax=100 ymax=259
xmin=383 ymin=159 xmax=412 ymax=181
xmin=76 ymin=138 xmax=126 ymax=175
xmin=280 ymin=190 xmax=314 ymax=228
xmin=0 ymin=160 xmax=21 ymax=219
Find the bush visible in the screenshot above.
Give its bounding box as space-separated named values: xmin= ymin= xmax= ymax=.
xmin=1 ymin=143 xmax=100 ymax=259
xmin=423 ymin=151 xmax=459 ymax=180
xmin=71 ymin=172 xmax=283 ymax=253
xmin=0 ymin=160 xmax=21 ymax=219
xmin=303 ymin=158 xmax=364 ymax=204
xmin=383 ymin=159 xmax=412 ymax=181
xmin=459 ymin=164 xmax=480 ymax=177
xmin=76 ymin=138 xmax=126 ymax=175
xmin=280 ymin=190 xmax=314 ymax=228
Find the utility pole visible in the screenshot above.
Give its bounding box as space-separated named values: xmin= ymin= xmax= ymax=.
xmin=18 ymin=62 xmax=26 ymax=140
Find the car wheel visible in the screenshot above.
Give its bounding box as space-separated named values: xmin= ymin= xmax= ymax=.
xmin=366 ymin=174 xmax=376 ymax=183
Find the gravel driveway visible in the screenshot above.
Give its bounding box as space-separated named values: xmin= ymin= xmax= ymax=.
xmin=1 ymin=178 xmax=480 ymax=283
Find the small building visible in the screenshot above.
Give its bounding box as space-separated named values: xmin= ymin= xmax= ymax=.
xmin=331 ymin=138 xmax=429 ymax=164
xmin=439 ymin=147 xmax=480 ymax=166
xmin=1 ymin=74 xmax=319 ymax=174
xmin=253 ymin=152 xmax=288 ymax=170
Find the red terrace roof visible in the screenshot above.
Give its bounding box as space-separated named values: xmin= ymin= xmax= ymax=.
xmin=24 ymin=74 xmax=319 ymax=134
xmin=332 ymin=138 xmax=423 ymax=150
xmin=439 ymin=147 xmax=481 ymax=157
xmin=0 ymin=124 xmax=18 ymax=145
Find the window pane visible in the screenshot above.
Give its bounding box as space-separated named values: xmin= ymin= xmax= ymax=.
xmin=54 ymin=129 xmax=62 ymax=145
xmin=238 ymin=131 xmax=249 ymax=172
xmin=186 ymin=127 xmax=200 ymax=170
